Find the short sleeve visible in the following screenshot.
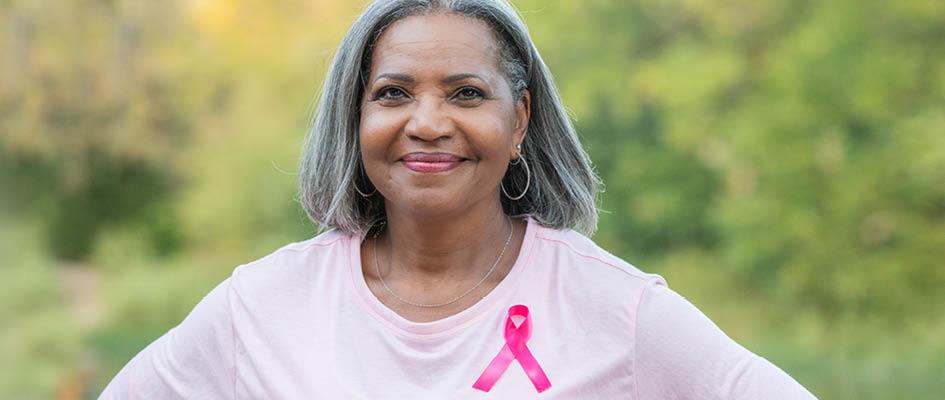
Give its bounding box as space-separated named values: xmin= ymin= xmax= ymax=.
xmin=633 ymin=279 xmax=818 ymax=399
xmin=98 ymin=278 xmax=236 ymax=399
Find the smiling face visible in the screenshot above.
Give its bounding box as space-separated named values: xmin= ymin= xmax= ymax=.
xmin=359 ymin=12 xmax=530 ymax=218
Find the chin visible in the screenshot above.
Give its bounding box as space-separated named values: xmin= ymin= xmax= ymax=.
xmin=387 ymin=190 xmax=465 ymax=217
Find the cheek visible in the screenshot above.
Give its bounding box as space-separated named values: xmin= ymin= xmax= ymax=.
xmin=456 ymin=109 xmax=515 ymax=159
xmin=359 ymin=107 xmax=405 ymax=157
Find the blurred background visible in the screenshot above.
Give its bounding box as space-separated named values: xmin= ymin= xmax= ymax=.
xmin=1 ymin=0 xmax=943 ymax=398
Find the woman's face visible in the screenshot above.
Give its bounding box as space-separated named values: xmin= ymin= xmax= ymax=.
xmin=359 ymin=12 xmax=530 ymax=218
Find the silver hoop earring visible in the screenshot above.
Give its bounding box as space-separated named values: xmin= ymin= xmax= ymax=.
xmin=354 ymin=164 xmax=376 ymax=197
xmin=354 ymin=181 xmax=376 ymax=197
xmin=510 ymin=144 xmax=523 ymax=166
xmin=501 ymin=153 xmax=530 ymax=201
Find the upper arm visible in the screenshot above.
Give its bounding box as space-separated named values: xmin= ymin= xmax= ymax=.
xmin=98 ymin=277 xmax=236 ymax=399
xmin=633 ymin=280 xmax=817 ymax=400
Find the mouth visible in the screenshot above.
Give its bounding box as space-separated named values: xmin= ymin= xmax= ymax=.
xmin=400 ymin=152 xmax=466 ymax=173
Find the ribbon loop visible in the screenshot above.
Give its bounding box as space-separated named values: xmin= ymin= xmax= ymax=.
xmin=472 ymin=305 xmax=552 ymax=393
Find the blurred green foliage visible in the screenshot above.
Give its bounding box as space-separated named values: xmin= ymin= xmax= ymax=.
xmin=1 ymin=0 xmax=943 ymax=398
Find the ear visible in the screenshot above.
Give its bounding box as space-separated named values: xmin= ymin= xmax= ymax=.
xmin=511 ymin=89 xmax=531 ymax=160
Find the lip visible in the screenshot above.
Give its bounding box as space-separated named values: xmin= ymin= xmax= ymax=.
xmin=400 ymin=152 xmax=466 ymax=173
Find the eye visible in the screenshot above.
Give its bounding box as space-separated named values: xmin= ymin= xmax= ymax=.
xmin=374 ymin=86 xmax=409 ymax=102
xmin=454 ymin=86 xmax=484 ymax=102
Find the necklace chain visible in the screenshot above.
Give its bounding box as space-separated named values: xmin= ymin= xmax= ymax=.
xmin=371 ymin=215 xmax=514 ymax=308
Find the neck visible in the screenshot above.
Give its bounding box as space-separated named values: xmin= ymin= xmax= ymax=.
xmin=378 ymin=200 xmax=513 ymax=282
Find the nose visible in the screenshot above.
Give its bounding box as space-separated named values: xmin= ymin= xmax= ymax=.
xmin=404 ymin=95 xmax=453 ymax=142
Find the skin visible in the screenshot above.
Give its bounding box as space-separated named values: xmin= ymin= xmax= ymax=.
xmin=358 ymin=12 xmax=531 ymax=322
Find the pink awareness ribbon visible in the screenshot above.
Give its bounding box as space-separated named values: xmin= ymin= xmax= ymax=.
xmin=473 ymin=304 xmax=552 ymax=393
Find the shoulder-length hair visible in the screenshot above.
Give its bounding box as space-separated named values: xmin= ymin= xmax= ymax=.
xmin=298 ymin=0 xmax=601 ymax=236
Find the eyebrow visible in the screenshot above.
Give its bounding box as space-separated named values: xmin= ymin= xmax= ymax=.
xmin=374 ymin=73 xmax=414 ymax=83
xmin=442 ymin=73 xmax=484 ymax=84
xmin=373 ymin=72 xmax=486 ymax=85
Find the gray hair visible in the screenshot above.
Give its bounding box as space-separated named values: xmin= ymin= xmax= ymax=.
xmin=298 ymin=0 xmax=602 ymax=236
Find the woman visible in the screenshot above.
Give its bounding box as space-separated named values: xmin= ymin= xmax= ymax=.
xmin=101 ymin=0 xmax=817 ymax=398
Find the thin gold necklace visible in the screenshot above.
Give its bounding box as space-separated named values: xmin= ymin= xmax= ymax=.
xmin=371 ymin=215 xmax=514 ymax=308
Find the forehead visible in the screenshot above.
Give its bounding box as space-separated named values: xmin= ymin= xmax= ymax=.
xmin=368 ymin=13 xmax=502 ymax=78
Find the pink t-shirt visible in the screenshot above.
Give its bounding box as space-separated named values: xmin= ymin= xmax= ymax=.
xmin=99 ymin=216 xmax=817 ymax=399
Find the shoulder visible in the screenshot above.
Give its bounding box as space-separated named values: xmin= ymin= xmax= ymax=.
xmin=530 ymin=223 xmax=668 ymax=306
xmin=532 ymin=224 xmax=666 ymax=286
xmin=229 ymin=229 xmax=351 ymax=302
xmin=235 ymin=229 xmax=346 ymax=272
